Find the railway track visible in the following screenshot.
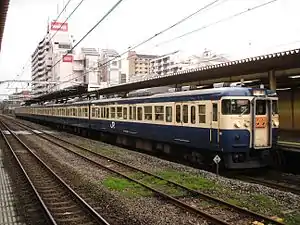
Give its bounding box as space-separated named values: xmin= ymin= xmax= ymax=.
xmin=0 ymin=119 xmax=110 ymax=225
xmin=239 ymin=175 xmax=300 ymax=196
xmin=6 ymin=116 xmax=284 ymax=225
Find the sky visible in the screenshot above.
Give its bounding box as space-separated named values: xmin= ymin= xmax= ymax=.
xmin=0 ymin=0 xmax=300 ymax=96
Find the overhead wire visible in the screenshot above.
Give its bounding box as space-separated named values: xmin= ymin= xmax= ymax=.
xmin=7 ymin=0 xmax=74 ymax=93
xmin=155 ymin=0 xmax=279 ymax=47
xmin=48 ymin=0 xmax=125 ymax=82
xmin=50 ymin=0 xmax=226 ymax=90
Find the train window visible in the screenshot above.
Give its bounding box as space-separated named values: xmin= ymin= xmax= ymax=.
xmin=191 ymin=106 xmax=196 ymax=124
xmin=84 ymin=108 xmax=88 ymax=117
xmin=129 ymin=107 xmax=133 ymax=120
xmin=155 ymin=106 xmax=164 ymax=121
xmin=110 ymin=107 xmax=116 ymax=118
xmin=222 ymin=99 xmax=250 ymax=115
xmin=123 ymin=107 xmax=128 ymax=119
xmin=95 ymin=108 xmax=99 ymax=118
xmin=256 ymin=100 xmax=266 ymax=115
xmin=117 ymin=107 xmax=122 ymax=118
xmin=106 ymin=108 xmax=109 ymax=118
xmin=92 ymin=108 xmax=96 ymax=117
xmin=182 ymin=105 xmax=188 ymax=123
xmin=165 ymin=106 xmax=172 ymax=122
xmin=272 ymin=100 xmax=278 ymax=115
xmin=137 ymin=107 xmax=143 ymax=121
xmin=144 ymin=106 xmax=152 ymax=120
xmin=78 ymin=108 xmax=82 ymax=117
xmin=176 ymin=105 xmax=181 ymax=123
xmin=213 ymin=103 xmax=218 ymax=121
xmin=133 ymin=106 xmax=137 ymax=120
xmin=73 ymin=108 xmax=77 ymax=117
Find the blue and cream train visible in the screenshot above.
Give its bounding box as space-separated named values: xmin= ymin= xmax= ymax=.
xmin=15 ymin=86 xmax=279 ymax=169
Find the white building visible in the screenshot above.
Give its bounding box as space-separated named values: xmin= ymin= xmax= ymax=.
xmin=149 ymin=49 xmax=230 ymax=77
xmin=31 ymin=21 xmax=74 ymax=96
xmin=72 ymin=48 xmax=108 ymax=91
xmin=99 ymin=49 xmax=122 ymax=86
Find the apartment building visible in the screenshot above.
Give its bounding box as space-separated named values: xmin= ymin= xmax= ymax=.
xmin=127 ymin=51 xmax=158 ymax=82
xmin=31 ymin=21 xmax=74 ymax=96
xmin=99 ymin=49 xmax=122 ymax=86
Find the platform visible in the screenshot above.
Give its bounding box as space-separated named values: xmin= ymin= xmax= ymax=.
xmin=0 ymin=148 xmax=26 ymax=225
xmin=278 ymin=130 xmax=300 ymax=152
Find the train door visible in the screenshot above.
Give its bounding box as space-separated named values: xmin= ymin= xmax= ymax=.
xmin=210 ymin=101 xmax=219 ymax=146
xmin=175 ymin=103 xmax=189 ymax=125
xmin=253 ymin=98 xmax=272 ymax=148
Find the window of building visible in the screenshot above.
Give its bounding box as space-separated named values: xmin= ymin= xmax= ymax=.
xmin=165 ymin=106 xmax=172 ymax=122
xmin=176 ymin=105 xmax=181 ymax=123
xmin=123 ymin=107 xmax=128 ymax=119
xmin=155 ymin=106 xmax=164 ymax=121
xmin=191 ymin=106 xmax=196 ymax=124
xmin=110 ymin=107 xmax=116 ymax=118
xmin=144 ymin=106 xmax=152 ymax=120
xmin=117 ymin=107 xmax=122 ymax=118
xmin=182 ymin=105 xmax=188 ymax=123
xmin=112 ymin=61 xmax=117 ymax=66
xmin=137 ymin=107 xmax=143 ymax=120
xmin=198 ymin=105 xmax=206 ymax=123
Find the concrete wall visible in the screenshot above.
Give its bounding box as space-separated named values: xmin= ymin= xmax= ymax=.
xmin=278 ymin=88 xmax=300 ymax=131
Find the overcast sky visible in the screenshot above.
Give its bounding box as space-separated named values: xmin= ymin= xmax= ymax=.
xmin=0 ymin=0 xmax=299 ymax=95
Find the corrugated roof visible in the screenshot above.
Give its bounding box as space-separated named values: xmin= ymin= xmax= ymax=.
xmin=0 ymin=0 xmax=10 ymax=52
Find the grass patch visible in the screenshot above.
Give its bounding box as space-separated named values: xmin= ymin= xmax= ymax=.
xmin=102 ymin=176 xmax=152 ymax=197
xmin=155 ymin=169 xmax=218 ymax=190
xmin=285 ymin=212 xmax=300 ymax=225
xmin=130 ymin=172 xmax=187 ymax=197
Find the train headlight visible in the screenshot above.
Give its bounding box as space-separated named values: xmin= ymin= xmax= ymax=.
xmin=244 ymin=121 xmax=250 ymax=127
xmin=234 ymin=121 xmax=242 ymax=128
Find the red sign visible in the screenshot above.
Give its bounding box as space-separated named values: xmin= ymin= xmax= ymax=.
xmin=63 ymin=55 xmax=73 ymax=62
xmin=50 ymin=21 xmax=68 ymax=32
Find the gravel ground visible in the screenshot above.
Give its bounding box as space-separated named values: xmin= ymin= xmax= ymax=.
xmin=13 ymin=127 xmax=208 ymax=225
xmin=10 ymin=117 xmax=300 ymax=223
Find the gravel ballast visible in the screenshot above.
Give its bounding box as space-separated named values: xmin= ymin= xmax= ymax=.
xmin=9 ymin=117 xmax=300 ymax=224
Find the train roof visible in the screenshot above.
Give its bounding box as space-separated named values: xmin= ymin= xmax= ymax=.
xmin=26 ymin=87 xmax=277 ymax=107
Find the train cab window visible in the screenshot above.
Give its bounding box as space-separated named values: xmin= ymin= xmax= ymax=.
xmin=144 ymin=106 xmax=152 ymax=120
xmin=137 ymin=107 xmax=143 ymax=121
xmin=117 ymin=107 xmax=122 ymax=119
xmin=190 ymin=106 xmax=196 ymax=124
xmin=222 ymin=99 xmax=250 ymax=115
xmin=106 ymin=108 xmax=109 ymax=118
xmin=110 ymin=107 xmax=116 ymax=118
xmin=165 ymin=106 xmax=172 ymax=122
xmin=176 ymin=105 xmax=181 ymax=123
xmin=272 ymin=100 xmax=278 ymax=115
xmin=213 ymin=104 xmax=218 ymax=121
xmin=123 ymin=107 xmax=128 ymax=119
xmin=256 ymin=100 xmax=266 ymax=115
xmin=182 ymin=105 xmax=188 ymax=123
xmin=92 ymin=108 xmax=96 ymax=117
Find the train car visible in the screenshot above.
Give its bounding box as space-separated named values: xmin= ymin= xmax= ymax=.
xmin=15 ymin=85 xmax=279 ymax=169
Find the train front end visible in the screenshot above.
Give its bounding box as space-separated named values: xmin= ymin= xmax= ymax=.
xmin=220 ymin=88 xmax=279 ymax=169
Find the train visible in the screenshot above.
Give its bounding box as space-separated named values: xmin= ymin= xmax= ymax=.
xmin=15 ymin=85 xmax=279 ymax=169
